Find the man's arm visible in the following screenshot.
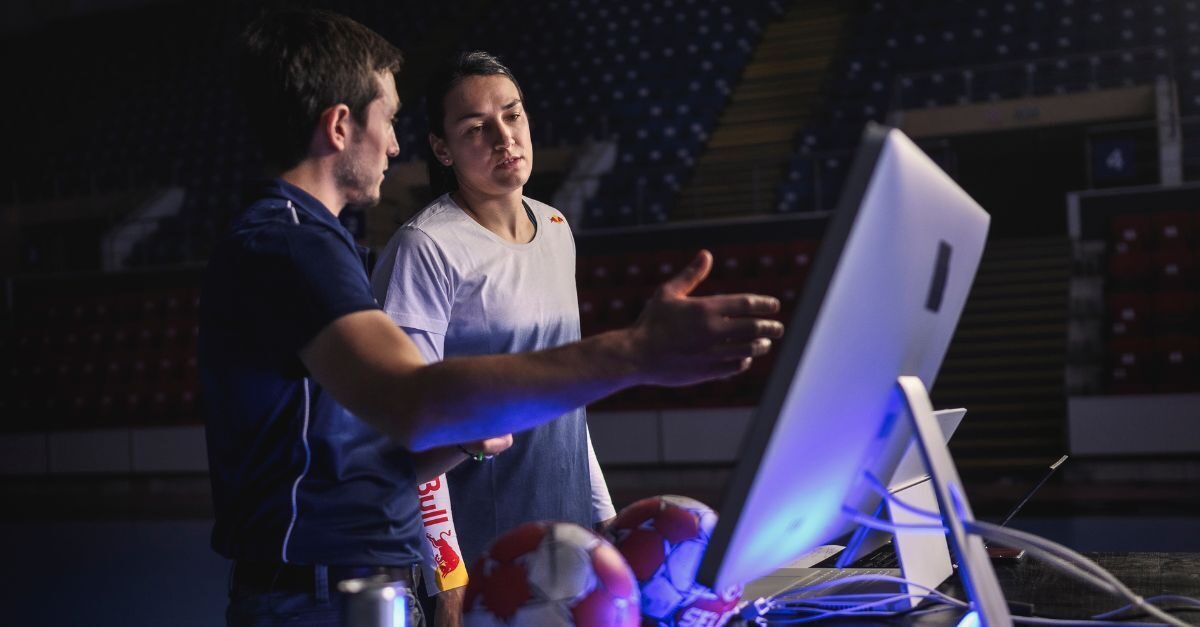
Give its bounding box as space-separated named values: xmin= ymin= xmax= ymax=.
xmin=300 ymin=250 xmax=783 ymax=452
xmin=402 ymin=328 xmax=513 ymax=481
xmin=411 ymin=435 xmax=513 ymax=484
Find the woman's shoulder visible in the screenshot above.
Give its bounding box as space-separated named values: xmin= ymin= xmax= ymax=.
xmin=522 ymin=196 xmax=562 ymax=219
xmin=523 ymin=196 xmax=573 ymax=232
xmin=405 ymin=194 xmax=471 ymax=234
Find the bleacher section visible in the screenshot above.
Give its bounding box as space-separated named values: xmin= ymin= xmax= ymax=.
xmin=4 ymin=0 xmax=1200 ymax=471
xmin=775 ymin=0 xmax=1196 ymax=214
xmin=578 ymin=237 xmax=818 ymax=410
xmin=1066 ymin=184 xmax=1200 ymax=458
xmin=0 ymin=273 xmax=201 ymax=430
xmin=3 ymin=1 xmax=473 ymax=270
xmin=0 ymin=229 xmax=821 ymax=431
xmin=5 ymin=0 xmax=790 ymax=266
xmin=672 ymin=0 xmax=850 ymax=220
xmin=459 ymin=0 xmax=785 ymax=228
xmin=1104 ymin=209 xmax=1200 ymax=393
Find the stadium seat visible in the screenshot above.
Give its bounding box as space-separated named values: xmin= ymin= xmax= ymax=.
xmin=1153 ymin=335 xmax=1200 ymax=393
xmin=1149 ymin=210 xmax=1197 ymax=250
xmin=1105 ymin=336 xmax=1155 ymax=394
xmin=1150 ymin=250 xmax=1197 ymax=290
xmin=1107 ymin=250 xmax=1152 ymax=288
xmin=1106 ymin=291 xmax=1151 ymax=338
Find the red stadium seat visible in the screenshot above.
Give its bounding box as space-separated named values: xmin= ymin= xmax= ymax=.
xmin=1153 ymin=335 xmax=1200 ymax=393
xmin=620 ymin=254 xmax=651 ymax=286
xmin=1149 ymin=210 xmax=1197 ymax=251
xmin=1105 ymin=336 xmax=1155 ymax=394
xmin=1106 ymin=250 xmax=1152 ymax=287
xmin=1109 ymin=212 xmax=1151 ymax=253
xmin=1150 ymin=290 xmax=1200 ymax=335
xmin=585 ymin=255 xmax=619 ymax=287
xmin=710 ymin=244 xmax=755 ymax=280
xmin=782 ymin=240 xmax=819 ymax=279
xmin=1106 ymin=291 xmax=1151 ymax=338
xmin=1150 ymin=250 xmax=1196 ymax=290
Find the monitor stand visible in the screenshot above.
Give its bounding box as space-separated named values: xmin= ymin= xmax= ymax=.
xmin=836 ymin=469 xmax=956 ymax=610
xmin=896 ymin=375 xmax=1012 ymax=627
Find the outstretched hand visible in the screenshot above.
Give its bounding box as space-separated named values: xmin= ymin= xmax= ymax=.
xmin=629 ymin=250 xmax=784 ymax=387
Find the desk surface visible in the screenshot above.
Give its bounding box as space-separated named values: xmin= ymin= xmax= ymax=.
xmin=755 ymin=552 xmax=1200 ymax=625
xmin=996 ymin=552 xmax=1200 ymax=618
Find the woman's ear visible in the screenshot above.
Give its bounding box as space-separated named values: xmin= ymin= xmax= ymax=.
xmin=429 ymin=132 xmax=452 ymax=166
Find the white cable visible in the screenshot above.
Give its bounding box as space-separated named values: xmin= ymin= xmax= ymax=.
xmin=769 ymin=573 xmax=969 ymax=612
xmin=967 ymin=522 xmax=1128 ymax=595
xmin=1013 ymin=617 xmax=1173 ymax=627
xmin=862 ymin=471 xmax=942 ymax=519
xmin=769 ymin=482 xmax=1198 ymax=627
xmin=869 ymin=479 xmax=1188 ymax=627
xmin=970 ymin=523 xmax=1119 ymax=596
xmin=866 ymin=477 xmax=1198 ymax=627
xmin=1093 ymin=595 xmax=1200 ymax=620
xmin=765 ymin=593 xmax=957 ymax=623
xmin=966 ymin=520 xmax=1193 ymax=627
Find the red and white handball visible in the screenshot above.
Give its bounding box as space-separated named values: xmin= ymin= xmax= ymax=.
xmin=607 ymin=495 xmax=743 ymax=627
xmin=463 ymin=521 xmax=640 ymax=626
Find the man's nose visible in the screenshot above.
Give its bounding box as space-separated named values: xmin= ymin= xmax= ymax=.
xmin=387 ymin=128 xmax=400 ymax=158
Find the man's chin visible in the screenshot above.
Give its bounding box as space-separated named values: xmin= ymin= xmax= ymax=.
xmin=345 ymin=192 xmax=382 ymax=209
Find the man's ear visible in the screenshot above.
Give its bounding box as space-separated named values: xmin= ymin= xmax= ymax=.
xmin=429 ymin=132 xmax=451 ymax=166
xmin=317 ymin=104 xmax=354 ymax=153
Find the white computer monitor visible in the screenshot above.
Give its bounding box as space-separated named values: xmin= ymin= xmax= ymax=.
xmin=696 ymin=123 xmax=990 ymax=591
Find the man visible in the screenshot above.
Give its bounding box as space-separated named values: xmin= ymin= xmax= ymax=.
xmin=200 ymin=8 xmax=783 ymax=627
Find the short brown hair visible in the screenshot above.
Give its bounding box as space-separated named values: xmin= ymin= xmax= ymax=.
xmin=239 ymin=8 xmax=404 ymax=171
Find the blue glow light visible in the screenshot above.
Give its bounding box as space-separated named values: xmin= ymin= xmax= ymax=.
xmin=392 ymin=587 xmax=408 ymax=627
xmin=957 ymin=609 xmax=981 ymax=627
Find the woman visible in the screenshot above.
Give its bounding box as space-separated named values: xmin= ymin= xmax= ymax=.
xmin=371 ymin=51 xmax=615 ymax=624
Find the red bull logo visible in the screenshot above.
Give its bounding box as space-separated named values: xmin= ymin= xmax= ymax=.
xmin=549 ymin=215 xmax=565 ymax=223
xmin=416 ymin=474 xmax=469 ymax=590
xmin=417 ymin=478 xmax=450 ymax=526
xmin=426 ymin=531 xmax=462 ymax=577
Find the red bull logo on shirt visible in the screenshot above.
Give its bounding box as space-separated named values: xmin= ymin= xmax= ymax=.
xmin=418 ymin=477 xmax=450 ymax=526
xmin=417 ymin=476 xmax=469 ymax=591
xmin=549 ymin=215 xmax=565 ymax=223
xmin=426 ymin=531 xmax=462 ymax=577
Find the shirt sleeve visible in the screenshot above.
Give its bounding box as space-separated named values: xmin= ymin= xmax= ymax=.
xmin=416 ymin=475 xmax=469 ymax=594
xmin=234 ymin=222 xmax=379 ymax=359
xmin=587 ymin=422 xmax=617 ymax=522
xmin=375 ymin=227 xmax=455 ymax=336
xmin=402 ymin=327 xmax=446 ymax=364
xmin=406 ymin=328 xmax=460 ymax=594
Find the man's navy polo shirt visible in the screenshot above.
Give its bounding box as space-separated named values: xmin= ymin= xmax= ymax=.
xmin=200 ymin=178 xmax=424 ymax=567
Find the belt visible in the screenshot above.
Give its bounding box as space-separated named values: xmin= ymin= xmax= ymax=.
xmin=232 ymin=561 xmax=417 ymax=596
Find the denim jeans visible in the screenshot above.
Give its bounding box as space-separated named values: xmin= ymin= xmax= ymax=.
xmin=226 ymin=565 xmax=425 ymax=627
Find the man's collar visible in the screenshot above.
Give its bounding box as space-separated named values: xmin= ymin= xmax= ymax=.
xmin=262 ymin=178 xmax=343 ymax=232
